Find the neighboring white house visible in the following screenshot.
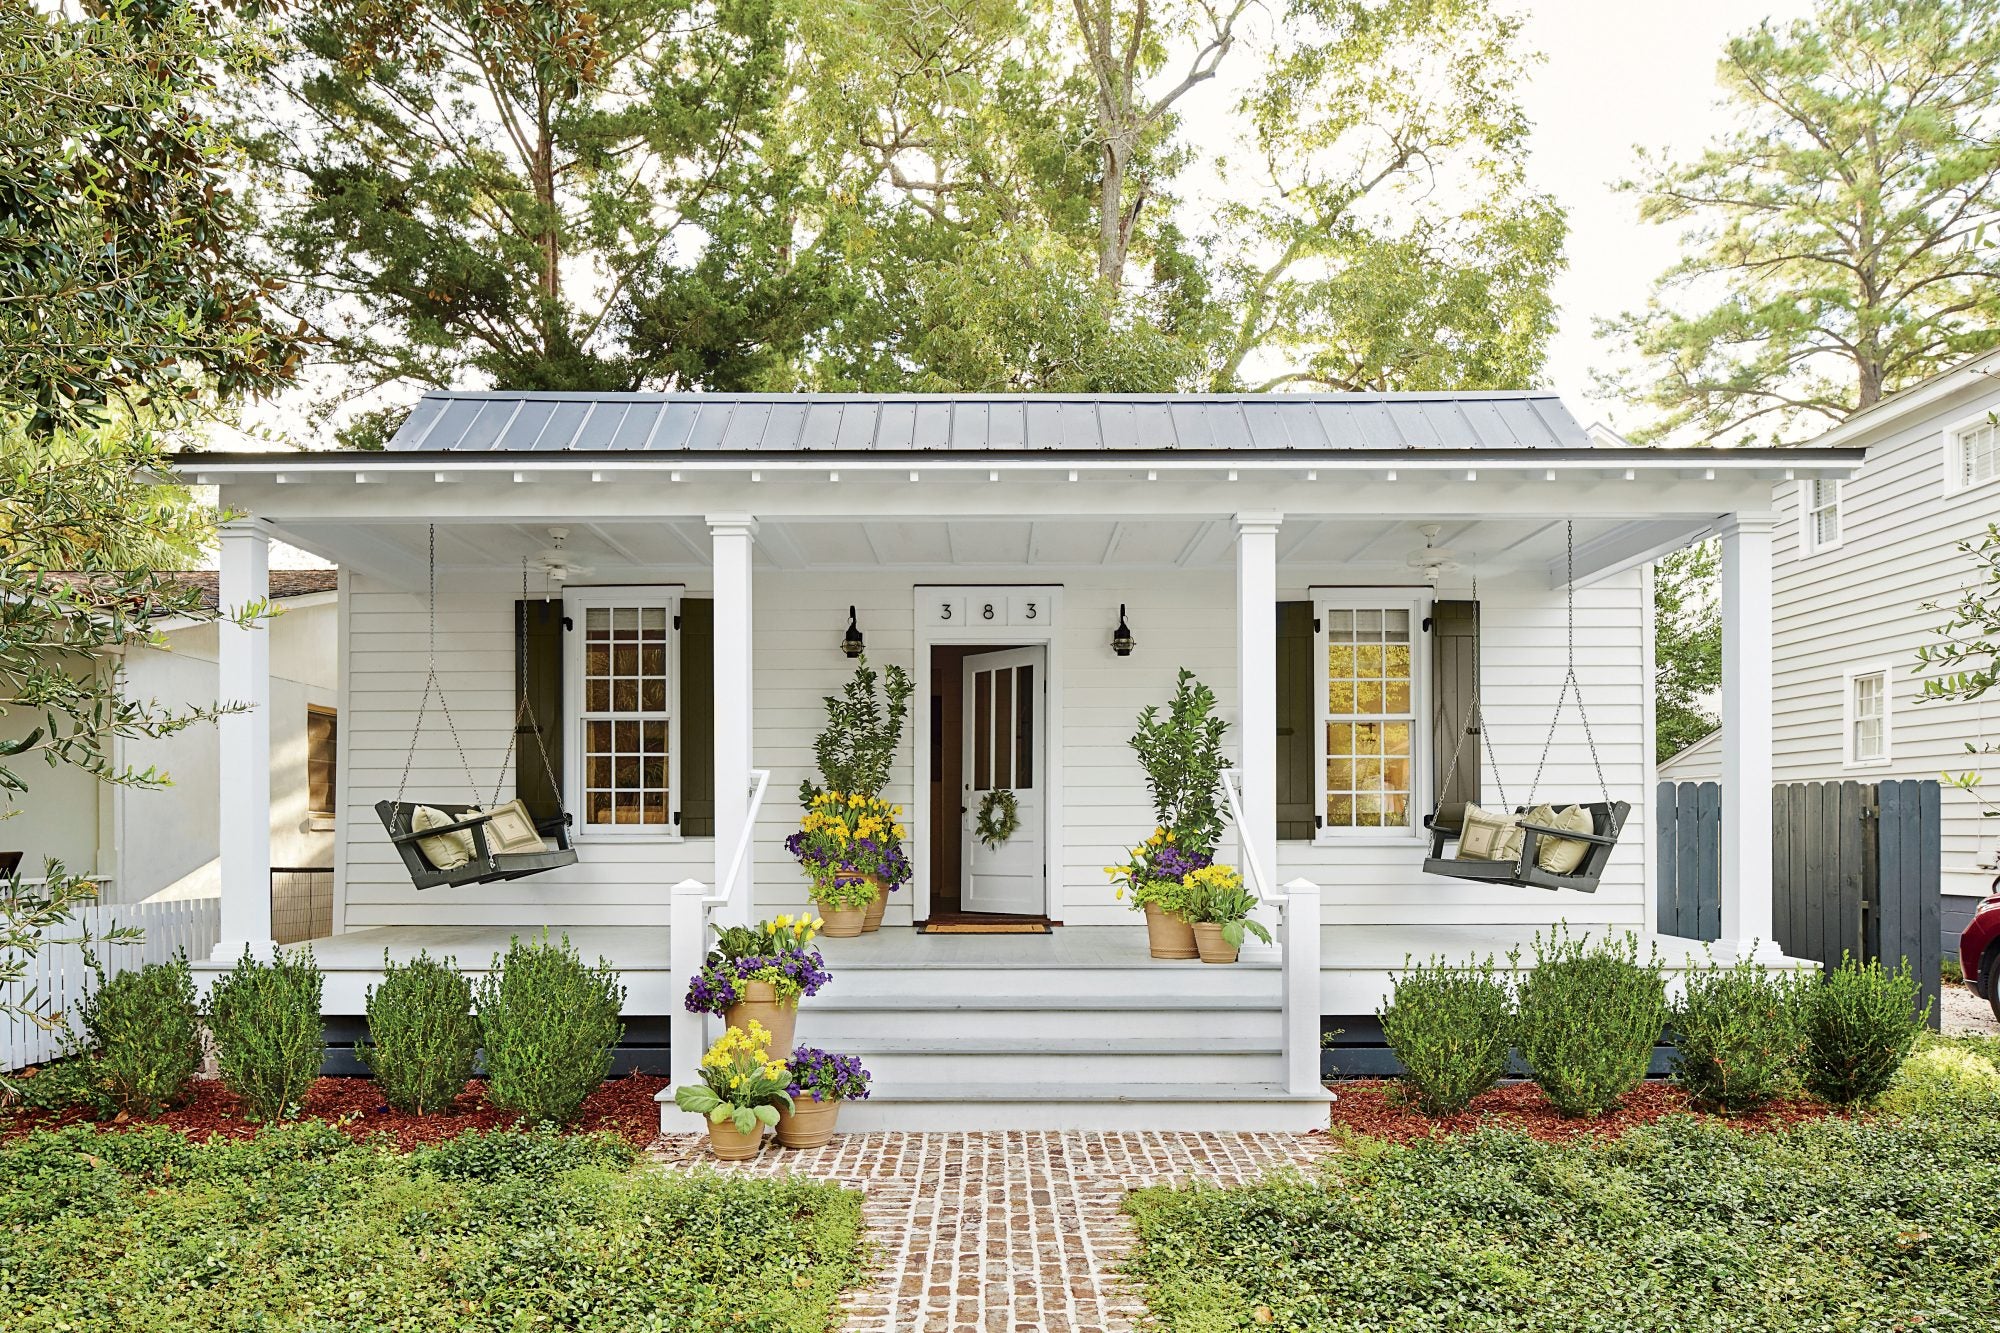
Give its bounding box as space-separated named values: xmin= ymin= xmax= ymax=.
xmin=3 ymin=570 xmax=340 ymax=912
xmin=1661 ymin=349 xmax=2000 ymax=948
xmin=177 ymin=390 xmax=1861 ymax=1129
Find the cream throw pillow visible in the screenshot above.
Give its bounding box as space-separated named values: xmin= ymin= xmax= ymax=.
xmin=1456 ymin=803 xmax=1524 ymax=863
xmin=411 ymin=804 xmax=477 ymax=870
xmin=476 ymin=798 xmax=548 ymax=854
xmin=1526 ymin=803 xmax=1596 ymax=875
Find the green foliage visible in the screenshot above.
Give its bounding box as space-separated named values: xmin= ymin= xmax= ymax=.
xmin=1123 ymin=1115 xmax=2000 ymax=1330
xmin=475 ymin=936 xmax=625 ymax=1126
xmin=0 ymin=1124 xmax=864 ymax=1331
xmin=357 ymin=951 xmax=478 ymax=1115
xmin=1515 ymin=929 xmax=1668 ymax=1118
xmin=1799 ymin=954 xmax=1927 ymax=1106
xmin=6 ymin=1056 xmax=116 ymax=1119
xmin=1668 ymin=958 xmax=1803 ymax=1115
xmin=800 ymin=658 xmax=914 ymax=804
xmin=1129 ymin=669 xmax=1232 ymax=858
xmin=1654 ymin=540 xmax=1721 ymax=763
xmin=78 ymin=955 xmax=202 ymax=1117
xmin=205 ymin=948 xmax=325 ymax=1121
xmin=1878 ymin=1034 xmax=2000 ymax=1120
xmin=1378 ymin=954 xmax=1513 ymax=1116
xmin=1919 ymin=518 xmax=2000 ymax=820
xmin=1603 ymin=0 xmax=2000 ymax=443
xmin=1177 ymin=866 xmax=1271 ymax=948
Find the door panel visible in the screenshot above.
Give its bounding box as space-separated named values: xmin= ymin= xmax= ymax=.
xmin=961 ymin=647 xmax=1045 ymax=915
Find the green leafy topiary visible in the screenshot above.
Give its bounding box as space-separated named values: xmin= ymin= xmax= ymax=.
xmin=205 ymin=947 xmax=324 ymax=1120
xmin=358 ymin=951 xmax=477 ymax=1115
xmin=475 ymin=935 xmax=624 ymax=1125
xmin=1128 ymin=668 xmax=1232 ymax=858
xmin=1378 ymin=953 xmax=1514 ymax=1116
xmin=79 ymin=954 xmax=202 ymax=1116
xmin=1515 ymin=928 xmax=1667 ymax=1118
xmin=800 ymin=656 xmax=914 ymax=803
xmin=1799 ymin=954 xmax=1928 ymax=1106
xmin=1668 ymin=957 xmax=1804 ymax=1114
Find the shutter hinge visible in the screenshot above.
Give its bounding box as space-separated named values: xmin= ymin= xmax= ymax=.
xmin=561 ymin=616 xmax=574 ymax=631
xmin=1314 ymin=617 xmax=1321 ymax=633
xmin=673 ymin=613 xmax=681 ymax=630
xmin=1422 ymin=615 xmax=1434 ymax=632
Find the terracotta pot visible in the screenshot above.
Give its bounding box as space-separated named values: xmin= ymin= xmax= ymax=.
xmin=725 ymin=979 xmax=798 ymax=1055
xmin=815 ymin=899 xmax=867 ymax=938
xmin=1144 ymin=901 xmax=1199 ymax=959
xmin=703 ymin=1115 xmax=766 ymax=1161
xmin=1191 ymin=921 xmax=1240 ymax=965
xmin=847 ymin=873 xmax=888 ymax=933
xmin=774 ymin=1095 xmax=842 ymax=1148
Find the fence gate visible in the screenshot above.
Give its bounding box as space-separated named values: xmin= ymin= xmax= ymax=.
xmin=1656 ymin=779 xmax=1941 ymax=1026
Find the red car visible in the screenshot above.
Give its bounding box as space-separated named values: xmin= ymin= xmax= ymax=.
xmin=1964 ymin=885 xmax=2000 ymax=1022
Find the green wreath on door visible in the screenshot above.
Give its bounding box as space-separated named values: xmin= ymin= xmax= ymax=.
xmin=975 ymin=789 xmax=1020 ymax=849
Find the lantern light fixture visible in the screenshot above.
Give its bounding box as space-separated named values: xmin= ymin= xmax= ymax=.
xmin=1110 ymin=604 xmax=1135 ymax=657
xmin=840 ymin=606 xmax=865 ymax=658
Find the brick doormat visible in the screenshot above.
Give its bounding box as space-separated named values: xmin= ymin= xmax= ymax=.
xmin=651 ymin=1130 xmax=1333 ymax=1332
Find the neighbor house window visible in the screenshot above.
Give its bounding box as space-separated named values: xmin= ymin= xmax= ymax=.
xmin=1316 ymin=592 xmax=1426 ymax=836
xmin=1801 ymin=479 xmax=1841 ymax=553
xmin=1846 ymin=666 xmax=1889 ymax=766
xmin=1949 ymin=416 xmax=1999 ymax=492
xmin=306 ymin=705 xmax=337 ymax=820
xmin=564 ymin=587 xmax=680 ymax=835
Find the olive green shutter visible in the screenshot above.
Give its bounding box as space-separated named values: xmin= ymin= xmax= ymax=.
xmin=515 ymin=599 xmax=565 ymax=825
xmin=1276 ymin=601 xmax=1316 ymax=841
xmin=1429 ymin=599 xmax=1481 ymax=826
xmin=679 ymin=599 xmax=715 ymax=836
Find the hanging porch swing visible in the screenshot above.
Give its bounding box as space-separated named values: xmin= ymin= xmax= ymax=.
xmin=374 ymin=527 xmax=579 ymax=889
xmin=1421 ymin=522 xmax=1630 ymax=893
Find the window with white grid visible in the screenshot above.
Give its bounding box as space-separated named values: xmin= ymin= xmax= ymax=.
xmin=1802 ymin=479 xmax=1841 ymax=552
xmin=1953 ymin=418 xmax=1998 ymax=491
xmin=1316 ymin=593 xmax=1426 ymax=836
xmin=564 ymin=588 xmax=679 ymax=835
xmin=1847 ymin=668 xmax=1888 ymax=765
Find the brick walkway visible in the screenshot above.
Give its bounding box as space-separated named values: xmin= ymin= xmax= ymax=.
xmin=651 ymin=1131 xmax=1333 ymax=1332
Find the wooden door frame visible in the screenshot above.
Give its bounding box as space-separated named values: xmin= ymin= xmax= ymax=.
xmin=911 ymin=585 xmax=1064 ymax=924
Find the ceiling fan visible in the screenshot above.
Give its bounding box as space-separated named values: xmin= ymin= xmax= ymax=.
xmin=1405 ymin=525 xmax=1461 ymax=583
xmin=534 ymin=527 xmax=595 ymax=583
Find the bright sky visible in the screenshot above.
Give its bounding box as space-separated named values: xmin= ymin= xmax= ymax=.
xmin=1515 ymin=0 xmax=1817 ymax=429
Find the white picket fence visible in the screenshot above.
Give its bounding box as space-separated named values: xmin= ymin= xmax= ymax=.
xmin=2 ymin=896 xmax=222 ymax=1074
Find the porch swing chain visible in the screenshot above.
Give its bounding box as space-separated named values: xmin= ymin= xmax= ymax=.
xmin=491 ymin=559 xmax=566 ymax=812
xmin=392 ymin=525 xmax=482 ymax=828
xmin=1434 ymin=574 xmax=1509 ymax=813
xmin=1524 ymin=522 xmax=1610 ymax=807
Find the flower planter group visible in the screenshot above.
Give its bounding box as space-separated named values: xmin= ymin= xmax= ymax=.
xmin=1143 ymin=900 xmax=1242 ymax=964
xmin=814 ymin=872 xmax=887 ymax=938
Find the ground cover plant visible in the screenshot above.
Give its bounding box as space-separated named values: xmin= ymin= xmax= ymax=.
xmin=0 ymin=1123 xmax=865 ymax=1332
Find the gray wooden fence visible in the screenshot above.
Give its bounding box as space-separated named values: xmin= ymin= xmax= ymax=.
xmin=1656 ymin=779 xmax=1941 ymax=1026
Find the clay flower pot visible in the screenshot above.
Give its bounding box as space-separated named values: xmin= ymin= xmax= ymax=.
xmin=704 ymin=1116 xmax=765 ymax=1161
xmin=725 ymin=979 xmax=798 ymax=1054
xmin=1144 ymin=901 xmax=1198 ymax=959
xmin=774 ymin=1095 xmax=842 ymax=1148
xmin=815 ymin=899 xmax=866 ymax=937
xmin=1191 ymin=922 xmax=1239 ymax=965
xmin=858 ymin=874 xmax=888 ymax=933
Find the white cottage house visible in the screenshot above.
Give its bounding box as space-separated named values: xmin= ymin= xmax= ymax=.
xmin=178 ymin=391 xmax=1861 ymax=1130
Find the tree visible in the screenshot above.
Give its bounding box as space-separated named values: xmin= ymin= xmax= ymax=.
xmin=1653 ymin=541 xmax=1721 ymax=764
xmin=2 ymin=0 xmax=297 ymax=1067
xmin=1602 ymin=0 xmax=2000 ymax=445
xmin=1916 ymin=514 xmax=2000 ymax=825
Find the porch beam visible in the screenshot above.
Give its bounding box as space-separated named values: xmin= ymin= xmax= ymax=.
xmin=709 ymin=514 xmax=757 ymax=929
xmin=1716 ymin=512 xmax=1783 ymax=961
xmin=214 ymin=519 xmax=275 ymax=960
xmin=1236 ymin=512 xmax=1283 ymax=958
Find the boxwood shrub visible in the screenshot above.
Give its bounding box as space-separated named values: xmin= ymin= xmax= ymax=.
xmin=1800 ymin=954 xmax=1926 ymax=1106
xmin=1514 ymin=929 xmax=1667 ymax=1117
xmin=204 ymin=947 xmax=324 ymax=1120
xmin=1376 ymin=953 xmax=1513 ymax=1115
xmin=475 ymin=935 xmax=624 ymax=1125
xmin=358 ymin=950 xmax=477 ymax=1114
xmin=1668 ymin=956 xmax=1803 ymax=1114
xmin=78 ymin=954 xmax=204 ymax=1116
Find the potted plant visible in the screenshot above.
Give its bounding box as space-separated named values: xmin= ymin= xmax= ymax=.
xmin=1180 ymin=865 xmax=1271 ymax=965
xmin=673 ymin=1021 xmax=794 ymax=1160
xmin=775 ymin=1045 xmax=872 ymax=1148
xmin=792 ymin=658 xmax=914 ymax=932
xmin=1109 ymin=828 xmax=1211 ymax=959
xmin=683 ymin=915 xmax=830 ymax=1054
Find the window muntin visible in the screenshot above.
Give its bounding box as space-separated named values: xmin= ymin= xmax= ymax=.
xmin=1321 ymin=603 xmax=1418 ymax=832
xmin=1958 ymin=419 xmax=1998 ymax=490
xmin=1804 ymin=479 xmax=1841 ymax=551
xmin=566 ymin=590 xmax=679 ymax=835
xmin=1850 ymin=670 xmax=1886 ymax=764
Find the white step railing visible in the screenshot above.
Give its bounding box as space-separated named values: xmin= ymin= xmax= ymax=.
xmin=668 ymin=769 xmax=770 ymax=1089
xmin=1220 ymin=773 xmax=1323 ymax=1098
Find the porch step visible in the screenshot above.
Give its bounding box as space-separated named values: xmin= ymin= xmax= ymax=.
xmin=836 ymin=1081 xmax=1333 ymax=1132
xmin=826 ymin=1034 xmax=1286 ymax=1083
xmin=794 ymin=1000 xmax=1280 ymax=1043
xmin=799 ymin=963 xmax=1281 ymax=1000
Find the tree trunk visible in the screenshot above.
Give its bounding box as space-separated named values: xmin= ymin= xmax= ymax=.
xmin=1098 ymin=142 xmax=1127 ymax=287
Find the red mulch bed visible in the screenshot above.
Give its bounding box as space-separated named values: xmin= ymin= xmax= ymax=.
xmin=1328 ymin=1078 xmax=1836 ymax=1144
xmin=2 ymin=1073 xmax=666 ymax=1151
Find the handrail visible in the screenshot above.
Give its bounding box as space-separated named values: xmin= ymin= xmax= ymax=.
xmin=1220 ymin=771 xmax=1270 ymax=905
xmin=707 ymin=768 xmax=771 ymax=908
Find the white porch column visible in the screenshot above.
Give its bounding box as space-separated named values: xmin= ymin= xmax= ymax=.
xmin=213 ymin=519 xmax=274 ymax=960
xmin=1717 ymin=512 xmax=1782 ymax=960
xmin=1235 ymin=513 xmax=1282 ymax=957
xmin=709 ymin=514 xmax=757 ymax=930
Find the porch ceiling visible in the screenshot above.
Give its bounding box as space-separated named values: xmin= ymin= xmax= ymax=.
xmin=275 ymin=513 xmax=1701 ymax=584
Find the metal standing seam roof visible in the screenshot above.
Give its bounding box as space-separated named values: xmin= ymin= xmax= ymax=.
xmin=383 ymin=391 xmax=1598 ymax=454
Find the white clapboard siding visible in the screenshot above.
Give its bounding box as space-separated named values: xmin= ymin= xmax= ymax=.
xmin=337 ymin=565 xmax=1652 ymax=934
xmin=1770 ymin=373 xmax=2000 ymax=887
xmin=2 ymin=897 xmax=221 ymax=1073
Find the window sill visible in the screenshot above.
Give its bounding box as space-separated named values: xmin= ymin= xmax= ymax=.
xmin=306 ymin=815 xmax=337 ymax=833
xmin=1842 ymin=757 xmax=1893 ymax=770
xmin=1310 ymin=831 xmax=1426 ymax=848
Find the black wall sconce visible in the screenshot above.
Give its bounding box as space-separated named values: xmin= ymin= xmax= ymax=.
xmin=841 ymin=605 xmax=865 ymax=658
xmin=1110 ymin=604 xmax=1135 ymax=657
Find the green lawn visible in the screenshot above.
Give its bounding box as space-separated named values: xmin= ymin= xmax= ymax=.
xmin=0 ymin=1123 xmax=864 ymax=1332
xmin=1126 ymin=1038 xmax=2000 ymax=1332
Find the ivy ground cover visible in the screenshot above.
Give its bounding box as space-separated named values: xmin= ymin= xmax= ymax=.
xmin=1 ymin=1123 xmax=864 ymax=1332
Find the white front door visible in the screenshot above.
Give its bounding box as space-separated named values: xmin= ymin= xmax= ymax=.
xmin=960 ymin=646 xmax=1046 ymax=915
